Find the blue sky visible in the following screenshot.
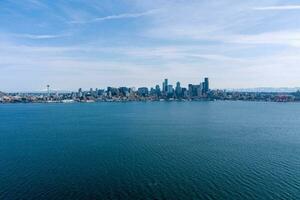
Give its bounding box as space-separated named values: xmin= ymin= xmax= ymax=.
xmin=1 ymin=0 xmax=300 ymax=91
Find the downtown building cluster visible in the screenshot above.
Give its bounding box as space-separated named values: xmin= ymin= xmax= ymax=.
xmin=74 ymin=77 xmax=210 ymax=102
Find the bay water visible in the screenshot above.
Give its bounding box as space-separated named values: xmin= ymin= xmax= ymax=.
xmin=0 ymin=102 xmax=299 ymax=199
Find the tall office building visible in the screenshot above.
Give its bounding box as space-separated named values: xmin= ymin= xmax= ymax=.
xmin=162 ymin=79 xmax=168 ymax=93
xmin=176 ymin=81 xmax=181 ymax=89
xmin=167 ymin=85 xmax=174 ymax=94
xmin=188 ymin=84 xmax=193 ymax=97
xmin=119 ymin=87 xmax=129 ymax=96
xmin=78 ymin=88 xmax=83 ymax=98
xmin=137 ymin=87 xmax=149 ymax=97
xmin=175 ymin=82 xmax=182 ymax=97
xmin=204 ymin=77 xmax=209 ymax=93
xmin=47 ymin=85 xmax=50 ymax=97
xmin=155 ymin=85 xmax=160 ymax=92
xmin=197 ymin=84 xmax=203 ymax=96
xmin=155 ymin=85 xmax=161 ymax=96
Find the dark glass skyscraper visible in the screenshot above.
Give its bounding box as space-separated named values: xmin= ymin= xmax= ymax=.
xmin=204 ymin=77 xmax=209 ymax=93
xmin=175 ymin=82 xmax=182 ymax=97
xmin=162 ymin=79 xmax=168 ymax=93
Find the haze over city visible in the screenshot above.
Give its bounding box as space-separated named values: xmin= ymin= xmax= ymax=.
xmin=1 ymin=0 xmax=300 ymax=92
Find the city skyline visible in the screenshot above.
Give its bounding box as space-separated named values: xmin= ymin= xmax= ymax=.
xmin=2 ymin=76 xmax=300 ymax=103
xmin=1 ymin=0 xmax=300 ymax=91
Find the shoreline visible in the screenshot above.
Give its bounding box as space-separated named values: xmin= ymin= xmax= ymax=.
xmin=1 ymin=99 xmax=299 ymax=104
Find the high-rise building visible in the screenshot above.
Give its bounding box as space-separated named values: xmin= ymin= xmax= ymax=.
xmin=137 ymin=87 xmax=149 ymax=97
xmin=78 ymin=88 xmax=83 ymax=98
xmin=197 ymin=84 xmax=203 ymax=96
xmin=175 ymin=81 xmax=182 ymax=97
xmin=155 ymin=85 xmax=161 ymax=96
xmin=155 ymin=85 xmax=160 ymax=92
xmin=46 ymin=85 xmax=50 ymax=99
xmin=167 ymin=85 xmax=174 ymax=95
xmin=97 ymin=89 xmax=105 ymax=96
xmin=182 ymin=88 xmax=188 ymax=98
xmin=204 ymin=77 xmax=209 ymax=93
xmin=119 ymin=87 xmax=129 ymax=96
xmin=176 ymin=81 xmax=181 ymax=89
xmin=107 ymin=87 xmax=119 ymax=96
xmin=162 ymin=79 xmax=168 ymax=93
xmin=188 ymin=84 xmax=193 ymax=97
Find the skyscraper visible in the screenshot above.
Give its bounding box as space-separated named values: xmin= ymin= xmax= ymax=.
xmin=176 ymin=81 xmax=180 ymax=89
xmin=175 ymin=81 xmax=182 ymax=97
xmin=47 ymin=85 xmax=50 ymax=97
xmin=155 ymin=85 xmax=161 ymax=96
xmin=155 ymin=85 xmax=160 ymax=92
xmin=78 ymin=88 xmax=83 ymax=98
xmin=162 ymin=79 xmax=168 ymax=93
xmin=188 ymin=84 xmax=193 ymax=97
xmin=204 ymin=77 xmax=209 ymax=93
xmin=137 ymin=87 xmax=149 ymax=97
xmin=167 ymin=85 xmax=173 ymax=94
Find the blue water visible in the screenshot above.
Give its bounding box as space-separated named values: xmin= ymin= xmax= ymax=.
xmin=0 ymin=102 xmax=300 ymax=200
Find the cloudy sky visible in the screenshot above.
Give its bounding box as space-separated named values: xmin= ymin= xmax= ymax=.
xmin=1 ymin=0 xmax=300 ymax=92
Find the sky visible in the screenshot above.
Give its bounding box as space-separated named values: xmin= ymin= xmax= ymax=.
xmin=1 ymin=0 xmax=300 ymax=92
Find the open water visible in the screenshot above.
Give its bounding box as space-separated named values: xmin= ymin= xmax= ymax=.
xmin=0 ymin=102 xmax=299 ymax=199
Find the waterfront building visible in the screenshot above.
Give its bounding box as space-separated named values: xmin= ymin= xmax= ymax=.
xmin=119 ymin=87 xmax=129 ymax=96
xmin=97 ymin=89 xmax=105 ymax=96
xmin=188 ymin=83 xmax=204 ymax=97
xmin=107 ymin=87 xmax=119 ymax=96
xmin=137 ymin=87 xmax=149 ymax=97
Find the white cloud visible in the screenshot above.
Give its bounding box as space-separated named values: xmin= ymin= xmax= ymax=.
xmin=2 ymin=36 xmax=300 ymax=90
xmin=70 ymin=9 xmax=158 ymax=24
xmin=253 ymin=5 xmax=300 ymax=10
xmin=13 ymin=33 xmax=69 ymax=39
xmin=230 ymin=30 xmax=300 ymax=47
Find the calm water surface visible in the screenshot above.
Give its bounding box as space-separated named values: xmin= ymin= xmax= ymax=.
xmin=0 ymin=102 xmax=300 ymax=200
